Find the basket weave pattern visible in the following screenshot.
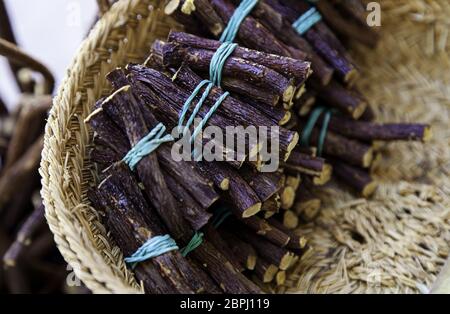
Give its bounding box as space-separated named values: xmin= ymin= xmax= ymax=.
xmin=40 ymin=0 xmax=450 ymax=293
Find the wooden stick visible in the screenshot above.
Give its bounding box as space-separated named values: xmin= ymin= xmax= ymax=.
xmin=330 ymin=158 xmax=378 ymax=198
xmin=236 ymin=216 xmax=290 ymax=247
xmin=219 ymin=229 xmax=258 ymax=271
xmin=254 ymin=259 xmax=278 ymax=283
xmin=168 ymin=31 xmax=312 ymax=84
xmin=162 ymin=42 xmax=296 ymax=103
xmin=0 ymin=136 xmax=43 ymax=210
xmin=0 ymin=38 xmax=55 ymax=94
xmin=324 ymin=116 xmax=432 ymax=142
xmin=4 ymin=95 xmax=51 ymax=170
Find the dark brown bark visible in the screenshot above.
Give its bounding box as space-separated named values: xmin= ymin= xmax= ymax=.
xmin=0 ymin=135 xmax=43 ymax=210
xmin=203 ymin=225 xmax=244 ymax=273
xmin=0 ymin=38 xmax=54 ymax=94
xmin=239 ymin=166 xmax=284 ymax=202
xmin=101 ymin=86 xmax=188 ymax=240
xmin=236 ymin=215 xmax=290 ymax=247
xmin=283 ymin=150 xmax=327 ymax=177
xmin=233 ymin=224 xmax=295 ymax=270
xmin=168 ymin=31 xmax=312 ymax=84
xmin=157 ymin=145 xmax=220 ymax=209
xmin=330 ymin=158 xmax=378 ymax=198
xmin=170 ymin=64 xmax=299 ymax=161
xmin=3 ymin=205 xmax=46 ymax=269
xmin=127 ymin=66 xmax=251 ymax=166
xmin=267 ymin=217 xmax=307 ymax=251
xmin=317 ymin=0 xmax=380 ymax=48
xmin=163 ymin=171 xmax=213 ymax=231
xmin=198 ymin=162 xmax=261 ymax=218
xmin=325 ymin=116 xmax=432 ymax=142
xmin=219 ymin=228 xmax=257 ymax=270
xmin=310 ymin=80 xmax=367 ymax=119
xmin=126 ymin=73 xmax=244 ymax=169
xmin=278 ymin=0 xmax=357 ymax=83
xmin=221 ymin=77 xmax=280 ymax=107
xmin=4 ymin=96 xmax=51 ymax=170
xmin=166 ymin=0 xmax=225 ymax=36
xmin=258 ymin=0 xmax=334 ymax=86
xmin=301 ymin=125 xmax=374 ymax=169
xmin=162 ymin=42 xmax=296 ymax=103
xmin=92 ymin=165 xmax=209 ymax=294
xmin=227 ymin=89 xmax=290 ymax=126
xmin=254 ymin=258 xmax=278 ymax=283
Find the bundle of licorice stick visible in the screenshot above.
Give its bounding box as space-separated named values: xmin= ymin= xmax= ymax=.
xmin=164 ymin=0 xmax=431 ymax=198
xmin=86 ymin=0 xmax=430 ymax=293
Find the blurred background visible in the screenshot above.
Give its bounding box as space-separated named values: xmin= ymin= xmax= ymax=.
xmin=0 ymin=0 xmax=100 ymax=294
xmin=0 ymin=0 xmax=96 ymax=109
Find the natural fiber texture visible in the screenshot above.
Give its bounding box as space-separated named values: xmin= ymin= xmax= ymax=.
xmin=40 ymin=0 xmax=450 ymax=294
xmin=280 ymin=0 xmax=450 ymax=294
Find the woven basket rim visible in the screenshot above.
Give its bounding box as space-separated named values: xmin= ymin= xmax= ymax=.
xmin=39 ymin=0 xmax=171 ymax=293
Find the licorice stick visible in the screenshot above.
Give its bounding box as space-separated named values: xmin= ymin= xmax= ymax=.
xmin=167 ymin=31 xmax=312 ymax=84
xmin=162 ymin=42 xmax=296 ymax=103
xmin=219 ymin=228 xmax=258 ymax=271
xmin=330 ymin=158 xmax=378 ymax=198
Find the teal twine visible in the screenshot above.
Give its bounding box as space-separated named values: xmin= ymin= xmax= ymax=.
xmin=123 ymin=123 xmax=174 ymax=171
xmin=209 ymin=42 xmax=238 ymax=87
xmin=211 ymin=206 xmax=232 ymax=229
xmin=292 ymin=7 xmax=322 ymax=35
xmin=299 ymin=106 xmax=333 ymax=157
xmin=220 ymin=0 xmax=259 ymax=43
xmin=124 ymin=235 xmax=179 ymax=268
xmin=181 ymin=232 xmax=204 ymax=257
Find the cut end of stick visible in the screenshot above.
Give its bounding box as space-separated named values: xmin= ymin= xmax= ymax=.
xmin=299 ymin=236 xmax=308 ymax=249
xmin=422 ymin=126 xmax=433 ymax=142
xmin=164 ymin=0 xmax=180 ymax=15
xmin=247 ymin=255 xmax=257 ymax=271
xmin=282 ymin=85 xmax=296 ymax=104
xmin=84 ymin=107 xmax=103 ymax=124
xmin=181 ymin=0 xmax=196 ymax=15
xmin=284 ymin=132 xmax=299 ymax=162
xmin=264 ymin=265 xmax=278 ymax=283
xmin=281 ymin=187 xmax=296 ymax=210
xmin=352 ymin=101 xmax=368 ymax=120
xmin=220 ymin=178 xmax=230 ymax=191
xmin=276 ymin=271 xmax=286 ymax=286
xmin=362 ymin=181 xmax=378 ymax=198
xmin=283 ymin=210 xmax=299 ymax=230
xmin=344 ymin=68 xmax=359 ymax=85
xmin=363 ymin=148 xmax=374 ymax=168
xmin=243 ymin=203 xmax=262 ymax=218
xmin=279 ymin=110 xmax=291 ymax=126
xmin=280 ymin=253 xmax=295 ymax=271
xmin=313 ymin=163 xmax=333 ymax=186
xmin=295 ymin=85 xmax=306 ymax=100
xmin=264 ymin=211 xmax=277 ymax=219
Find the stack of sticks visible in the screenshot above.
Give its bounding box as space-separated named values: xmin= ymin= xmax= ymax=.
xmin=0 ymin=1 xmax=88 ymax=294
xmin=85 ymin=0 xmax=431 ymax=293
xmin=164 ymin=0 xmax=431 ymax=198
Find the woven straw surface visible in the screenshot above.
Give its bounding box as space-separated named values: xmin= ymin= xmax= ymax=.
xmin=282 ymin=0 xmax=450 ymax=294
xmin=40 ymin=0 xmax=450 ymax=293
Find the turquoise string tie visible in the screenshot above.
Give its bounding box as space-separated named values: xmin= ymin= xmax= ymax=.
xmin=220 ymin=0 xmax=259 ymax=43
xmin=123 ymin=123 xmax=174 ymax=171
xmin=125 ymin=235 xmax=179 ymax=268
xmin=180 ymin=232 xmax=204 ymax=257
xmin=211 ymin=206 xmax=232 ymax=229
xmin=292 ymin=7 xmax=322 ymax=35
xmin=299 ymin=106 xmax=334 ymax=157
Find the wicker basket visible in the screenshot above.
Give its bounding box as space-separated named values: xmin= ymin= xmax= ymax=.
xmin=40 ymin=0 xmax=450 ymax=294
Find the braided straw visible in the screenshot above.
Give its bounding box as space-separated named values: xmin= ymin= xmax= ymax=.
xmin=40 ymin=0 xmax=450 ymax=294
